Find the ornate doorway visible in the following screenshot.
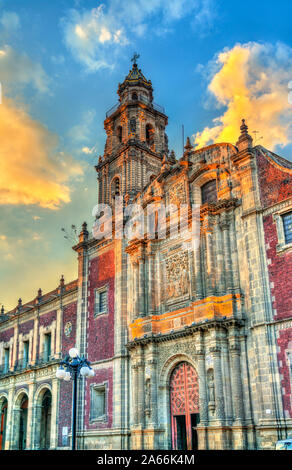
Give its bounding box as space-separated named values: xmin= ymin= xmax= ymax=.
xmin=170 ymin=362 xmax=199 ymax=450
xmin=0 ymin=399 xmax=8 ymax=450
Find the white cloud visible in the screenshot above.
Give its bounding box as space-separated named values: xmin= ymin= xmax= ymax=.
xmin=194 ymin=41 xmax=292 ymax=151
xmin=0 ymin=11 xmax=20 ymax=31
xmin=68 ymin=109 xmax=96 ymax=143
xmin=0 ymin=97 xmax=84 ymax=210
xmin=0 ymin=45 xmax=49 ymax=93
xmin=61 ymin=1 xmax=216 ymax=71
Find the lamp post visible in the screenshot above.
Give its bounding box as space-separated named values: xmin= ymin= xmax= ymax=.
xmin=56 ymin=348 xmax=94 ymax=450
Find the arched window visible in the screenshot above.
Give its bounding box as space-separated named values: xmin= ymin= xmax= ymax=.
xmin=130 ymin=118 xmax=136 ymax=134
xmin=149 ymin=174 xmax=156 ymax=183
xmin=112 ymin=177 xmax=120 ymax=198
xmin=201 ymin=180 xmax=217 ymax=204
xmin=146 ymin=124 xmax=154 ymax=147
xmin=117 ymin=126 xmax=123 ymax=143
xmin=132 ymin=92 xmax=138 ymax=101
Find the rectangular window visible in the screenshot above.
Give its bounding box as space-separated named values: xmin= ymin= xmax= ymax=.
xmin=23 ymin=341 xmax=29 ymax=368
xmin=90 ymin=386 xmax=106 ymax=421
xmin=43 ymin=333 xmax=51 ymax=362
xmin=282 ymin=211 xmax=292 ymax=244
xmin=94 ymin=288 xmax=108 ymax=316
xmin=4 ymin=348 xmax=9 ymax=373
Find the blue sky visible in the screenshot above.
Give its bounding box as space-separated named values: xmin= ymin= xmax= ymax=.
xmin=1 ymin=0 xmax=292 ymax=309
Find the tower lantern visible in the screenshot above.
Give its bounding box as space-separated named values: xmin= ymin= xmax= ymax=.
xmin=95 ymin=57 xmax=169 ymax=206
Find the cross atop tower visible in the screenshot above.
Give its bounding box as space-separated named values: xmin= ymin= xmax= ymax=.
xmin=131 ymin=52 xmax=140 ymax=65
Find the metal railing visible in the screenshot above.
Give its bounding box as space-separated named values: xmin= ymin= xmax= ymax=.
xmin=106 ymin=97 xmax=165 ymax=118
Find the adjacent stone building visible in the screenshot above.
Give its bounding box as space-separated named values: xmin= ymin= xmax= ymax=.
xmin=1 ymin=60 xmax=292 ymax=450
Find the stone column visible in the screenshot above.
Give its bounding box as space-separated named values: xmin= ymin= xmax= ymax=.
xmin=137 ymin=360 xmax=145 ymax=426
xmin=12 ymin=323 xmax=19 ymax=370
xmin=205 ymin=230 xmax=215 ymax=296
xmin=194 ymin=236 xmax=203 ymax=299
xmin=32 ymin=404 xmax=42 ymax=449
xmin=50 ymin=379 xmax=58 ymax=449
xmin=26 ymin=382 xmax=35 ymax=449
xmin=4 ymin=386 xmax=15 ymax=449
xmin=133 ymin=261 xmax=139 ymax=319
xmin=215 ymin=219 xmax=225 ymax=295
xmin=55 ymin=307 xmax=62 ymax=359
xmin=220 ymin=214 xmax=233 ymax=292
xmin=211 ymin=347 xmax=225 ymax=423
xmin=148 ymin=253 xmax=155 ymax=315
xmin=138 ymin=257 xmax=145 ymax=317
xmin=229 ymin=343 xmax=245 ymax=423
xmin=132 ymin=363 xmax=139 ymax=425
xmin=229 ymin=213 xmax=240 ymax=292
xmin=32 ymin=314 xmax=39 ymax=364
xmin=11 ymin=408 xmax=22 ymax=449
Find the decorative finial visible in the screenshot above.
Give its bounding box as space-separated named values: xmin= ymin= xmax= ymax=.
xmin=17 ymin=298 xmax=22 ymax=311
xmin=60 ymin=275 xmax=65 ymax=288
xmin=82 ymin=221 xmax=88 ymax=232
xmin=131 ymin=52 xmax=140 ymax=66
xmin=240 ymin=119 xmax=248 ymax=136
xmin=236 ymin=118 xmax=253 ymax=151
xmin=37 ymin=288 xmax=42 ymax=298
xmin=1 ymin=305 xmax=4 ymax=315
xmin=184 ymin=136 xmax=193 ymax=150
xmin=170 ymin=150 xmax=176 ymax=162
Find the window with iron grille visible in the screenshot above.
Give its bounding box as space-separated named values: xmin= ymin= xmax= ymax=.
xmin=201 ymin=180 xmax=217 ymax=204
xmin=90 ymin=385 xmax=106 ymax=421
xmin=282 ymin=211 xmax=292 ymax=244
xmin=94 ymin=287 xmax=108 ymax=316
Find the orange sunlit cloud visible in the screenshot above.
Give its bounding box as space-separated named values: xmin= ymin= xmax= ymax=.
xmin=0 ymin=98 xmax=83 ymax=209
xmin=194 ymin=42 xmax=292 ymax=150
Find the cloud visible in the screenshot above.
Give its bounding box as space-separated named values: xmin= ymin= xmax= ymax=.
xmin=82 ymin=146 xmax=93 ymax=154
xmin=68 ymin=109 xmax=96 ymax=149
xmin=0 ymin=97 xmax=83 ymax=210
xmin=194 ymin=42 xmax=292 ymax=150
xmin=0 ymin=11 xmax=20 ymax=31
xmin=0 ymin=45 xmax=49 ymax=93
xmin=61 ymin=1 xmax=216 ymax=71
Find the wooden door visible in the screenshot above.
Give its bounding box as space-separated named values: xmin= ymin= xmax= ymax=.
xmin=170 ymin=362 xmax=199 ymax=450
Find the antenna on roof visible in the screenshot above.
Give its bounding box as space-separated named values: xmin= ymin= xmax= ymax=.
xmin=182 ymin=124 xmax=184 ymax=157
xmin=252 ymin=130 xmax=263 ymax=145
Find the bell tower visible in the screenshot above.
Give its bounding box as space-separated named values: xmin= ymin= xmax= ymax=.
xmin=96 ymin=55 xmax=169 ymax=206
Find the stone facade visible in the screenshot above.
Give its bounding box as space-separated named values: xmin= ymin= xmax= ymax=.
xmin=0 ymin=63 xmax=292 ymax=450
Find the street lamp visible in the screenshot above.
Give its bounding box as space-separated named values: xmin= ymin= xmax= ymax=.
xmin=56 ymin=348 xmax=94 ymax=450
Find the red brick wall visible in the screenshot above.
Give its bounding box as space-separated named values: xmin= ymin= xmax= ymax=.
xmin=62 ymin=301 xmax=77 ymax=354
xmin=57 ymin=380 xmax=73 ymax=447
xmin=87 ymin=249 xmax=115 ymax=363
xmin=0 ymin=327 xmax=14 ymax=344
xmin=84 ymin=367 xmax=113 ymax=430
xmin=257 ymin=151 xmax=292 ymax=208
xmin=58 ymin=301 xmax=77 ymax=447
xmin=39 ymin=310 xmax=57 ymax=328
xmin=277 ymin=328 xmax=292 ymax=417
xmin=263 ymin=214 xmax=292 ymax=321
xmin=19 ymin=320 xmax=34 ymax=335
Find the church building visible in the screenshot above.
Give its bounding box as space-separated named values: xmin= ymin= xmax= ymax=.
xmin=0 ymin=59 xmax=292 ymax=450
